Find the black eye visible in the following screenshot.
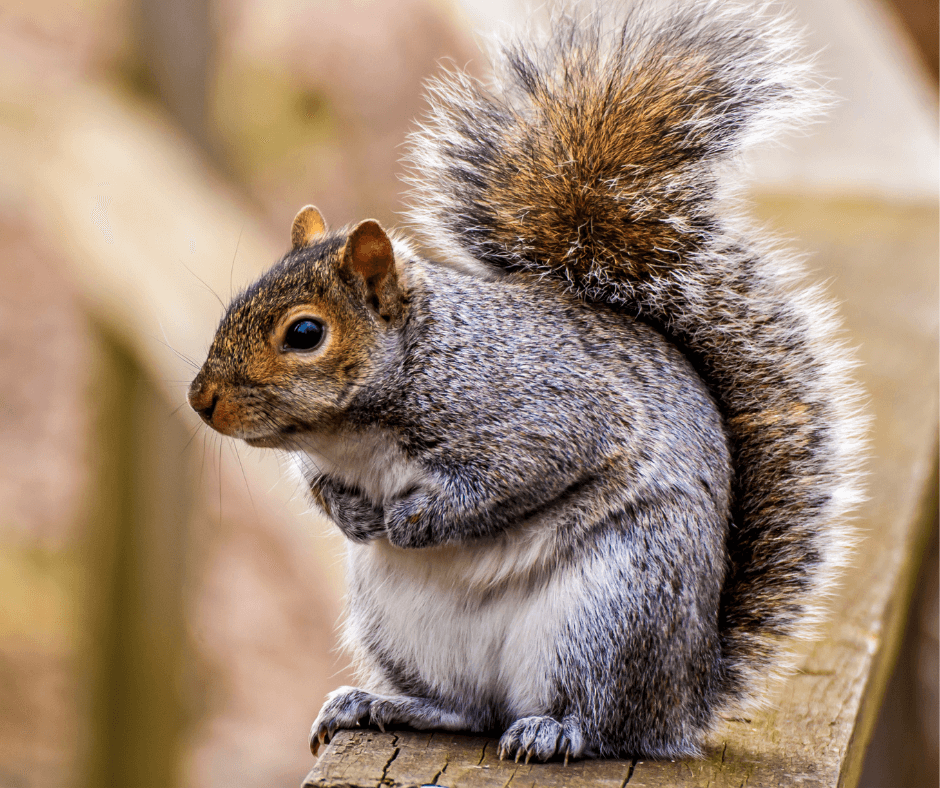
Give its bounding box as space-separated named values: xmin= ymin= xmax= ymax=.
xmin=283 ymin=318 xmax=324 ymax=351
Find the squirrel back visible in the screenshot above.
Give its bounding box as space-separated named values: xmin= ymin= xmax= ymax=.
xmin=404 ymin=0 xmax=867 ymax=702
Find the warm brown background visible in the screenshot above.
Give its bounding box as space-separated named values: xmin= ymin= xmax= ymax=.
xmin=0 ymin=1 xmax=935 ymax=787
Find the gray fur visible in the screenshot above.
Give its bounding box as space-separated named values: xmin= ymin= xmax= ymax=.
xmin=404 ymin=0 xmax=866 ymax=716
xmin=316 ymin=261 xmax=733 ymax=759
xmin=190 ymin=0 xmax=866 ymax=763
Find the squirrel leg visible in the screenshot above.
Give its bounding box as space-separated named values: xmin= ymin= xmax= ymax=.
xmin=310 ymin=686 xmax=471 ymax=754
xmin=383 ymin=481 xmax=530 ymax=548
xmin=310 ymin=477 xmax=386 ymax=542
xmin=381 ymin=464 xmax=626 ymax=549
xmin=497 ymin=714 xmax=586 ymax=764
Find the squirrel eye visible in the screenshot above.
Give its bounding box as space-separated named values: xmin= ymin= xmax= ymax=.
xmin=283 ymin=318 xmax=324 ymax=351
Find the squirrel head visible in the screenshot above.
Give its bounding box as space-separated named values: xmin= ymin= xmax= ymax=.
xmin=188 ymin=206 xmax=407 ymax=447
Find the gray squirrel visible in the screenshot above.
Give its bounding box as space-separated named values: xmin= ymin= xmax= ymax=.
xmin=188 ymin=0 xmax=866 ymax=761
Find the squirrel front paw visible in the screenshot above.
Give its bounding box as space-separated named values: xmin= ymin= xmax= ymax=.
xmin=310 ymin=478 xmax=385 ymax=542
xmin=383 ymin=491 xmax=437 ymax=548
xmin=497 ymin=715 xmax=586 ymax=764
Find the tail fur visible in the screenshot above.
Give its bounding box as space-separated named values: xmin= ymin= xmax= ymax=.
xmin=405 ymin=0 xmax=867 ymax=705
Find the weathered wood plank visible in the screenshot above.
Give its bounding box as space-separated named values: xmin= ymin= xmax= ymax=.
xmin=304 ymin=730 xmax=637 ymax=788
xmin=302 ymin=197 xmax=939 ymax=788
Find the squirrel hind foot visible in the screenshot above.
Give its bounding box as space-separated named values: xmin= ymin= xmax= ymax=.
xmin=310 ymin=686 xmax=473 ymax=753
xmin=497 ymin=714 xmax=586 ymax=763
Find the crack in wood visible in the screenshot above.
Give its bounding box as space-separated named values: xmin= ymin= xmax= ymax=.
xmin=428 ymin=754 xmax=449 ymax=784
xmin=378 ymin=735 xmax=400 ymax=787
xmin=620 ymin=757 xmax=639 ymax=787
xmin=476 ymin=741 xmax=488 ymax=767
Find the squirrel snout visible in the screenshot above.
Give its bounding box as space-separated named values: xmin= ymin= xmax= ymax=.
xmin=188 ymin=381 xmax=219 ymax=425
xmin=188 ymin=378 xmax=243 ymax=436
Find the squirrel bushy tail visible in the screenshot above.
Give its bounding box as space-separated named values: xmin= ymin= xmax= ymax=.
xmin=405 ymin=0 xmax=867 ymax=704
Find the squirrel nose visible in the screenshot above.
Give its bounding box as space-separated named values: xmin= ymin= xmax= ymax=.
xmin=188 ymin=382 xmax=219 ymax=425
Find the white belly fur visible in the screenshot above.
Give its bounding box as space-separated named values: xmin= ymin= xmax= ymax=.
xmin=291 ymin=427 xmax=430 ymax=504
xmin=292 ymin=427 xmax=582 ymax=719
xmin=345 ymin=533 xmax=579 ymax=720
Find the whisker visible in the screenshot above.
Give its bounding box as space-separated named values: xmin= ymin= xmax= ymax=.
xmin=168 ymin=399 xmax=191 ymax=418
xmin=218 ymin=437 xmax=224 ymax=530
xmin=199 ymin=428 xmax=209 ymax=490
xmin=181 ymin=422 xmax=204 ymax=456
xmin=229 ymin=441 xmax=259 ymax=523
xmin=179 ymin=257 xmax=225 ymax=309
xmin=151 ymin=326 xmax=200 ymax=371
xmin=231 ymin=222 xmax=245 ymax=301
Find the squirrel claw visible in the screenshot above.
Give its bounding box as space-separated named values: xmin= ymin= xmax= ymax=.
xmin=309 ymin=726 xmax=328 ymax=757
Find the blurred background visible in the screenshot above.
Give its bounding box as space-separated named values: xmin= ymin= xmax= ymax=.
xmin=0 ymin=0 xmax=935 ymax=786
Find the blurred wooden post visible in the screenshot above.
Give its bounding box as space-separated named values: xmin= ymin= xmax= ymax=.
xmin=134 ymin=0 xmax=216 ymax=159
xmin=83 ymin=326 xmax=192 ymax=788
xmin=0 ymin=43 xmax=346 ymax=787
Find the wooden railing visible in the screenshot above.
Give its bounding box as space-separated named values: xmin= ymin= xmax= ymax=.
xmin=4 ymin=35 xmax=936 ymax=788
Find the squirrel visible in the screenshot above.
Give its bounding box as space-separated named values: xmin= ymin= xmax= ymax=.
xmin=188 ymin=0 xmax=866 ymax=762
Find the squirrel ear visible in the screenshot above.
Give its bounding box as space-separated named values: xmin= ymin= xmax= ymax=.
xmin=291 ymin=205 xmax=327 ymax=249
xmin=341 ymin=220 xmax=401 ymax=321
